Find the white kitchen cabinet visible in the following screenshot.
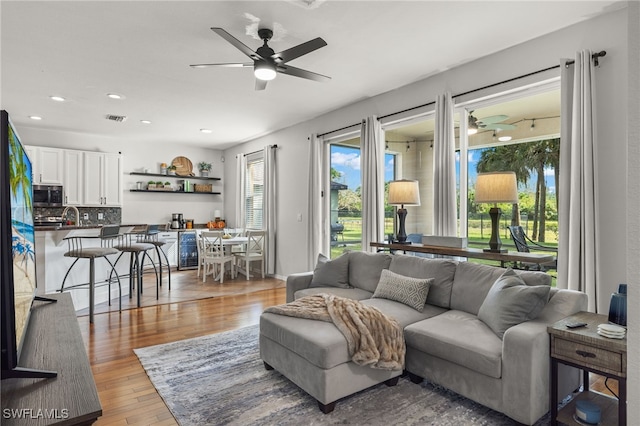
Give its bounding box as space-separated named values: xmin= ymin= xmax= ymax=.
xmin=25 ymin=145 xmax=64 ymax=184
xmin=63 ymin=150 xmax=83 ymax=205
xmin=83 ymin=152 xmax=123 ymax=206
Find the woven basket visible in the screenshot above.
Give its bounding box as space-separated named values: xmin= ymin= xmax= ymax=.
xmin=194 ymin=183 xmax=212 ymax=193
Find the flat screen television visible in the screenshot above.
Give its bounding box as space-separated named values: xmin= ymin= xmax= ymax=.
xmin=1 ymin=109 xmax=56 ymax=379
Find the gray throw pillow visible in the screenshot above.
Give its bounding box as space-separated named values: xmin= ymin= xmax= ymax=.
xmin=477 ymin=268 xmax=551 ymax=339
xmin=309 ymin=253 xmax=350 ymax=289
xmin=372 ymin=269 xmax=433 ymax=311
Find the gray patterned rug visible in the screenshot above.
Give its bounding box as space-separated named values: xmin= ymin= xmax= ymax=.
xmin=135 ymin=325 xmax=550 ymax=425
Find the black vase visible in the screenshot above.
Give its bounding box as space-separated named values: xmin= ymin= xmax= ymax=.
xmin=607 ymin=284 xmax=627 ymax=327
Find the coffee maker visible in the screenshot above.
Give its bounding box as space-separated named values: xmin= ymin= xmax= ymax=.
xmin=171 ymin=213 xmax=183 ymax=229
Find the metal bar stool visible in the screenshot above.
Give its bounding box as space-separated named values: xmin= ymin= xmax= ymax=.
xmin=112 ymin=232 xmax=156 ymax=308
xmin=59 ymin=225 xmax=122 ymax=323
xmin=136 ymin=224 xmax=171 ymax=290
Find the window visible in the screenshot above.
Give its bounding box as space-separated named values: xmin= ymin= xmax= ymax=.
xmin=245 ymin=155 xmax=264 ymax=229
xmin=457 ymin=86 xmax=561 ymax=249
xmin=329 ymin=140 xmax=396 ymax=258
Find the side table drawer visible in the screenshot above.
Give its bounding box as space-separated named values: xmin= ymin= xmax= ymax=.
xmin=553 ymin=338 xmax=623 ymax=374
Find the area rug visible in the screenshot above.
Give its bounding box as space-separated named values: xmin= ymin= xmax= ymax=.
xmin=134 ymin=325 xmax=550 ymax=425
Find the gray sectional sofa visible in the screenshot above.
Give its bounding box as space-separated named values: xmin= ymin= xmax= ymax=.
xmin=259 ymin=251 xmax=587 ymax=425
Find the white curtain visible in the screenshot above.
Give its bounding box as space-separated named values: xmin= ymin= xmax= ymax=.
xmin=263 ymin=145 xmax=277 ymax=275
xmin=307 ymin=134 xmax=330 ymax=269
xmin=558 ymin=50 xmax=599 ymax=312
xmin=433 ymin=92 xmax=457 ymax=236
xmin=360 ymin=116 xmax=385 ymax=252
xmin=235 ymin=153 xmax=247 ymax=229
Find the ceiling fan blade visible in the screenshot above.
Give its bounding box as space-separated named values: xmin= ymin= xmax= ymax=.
xmin=190 ymin=62 xmax=252 ymax=68
xmin=255 ymin=79 xmax=268 ymax=91
xmin=272 ymin=37 xmax=327 ymax=63
xmin=211 ymin=27 xmax=262 ymax=60
xmin=484 ymin=123 xmax=517 ymax=130
xmin=277 ymin=64 xmax=330 ymax=82
xmin=478 ymin=114 xmax=508 ymax=125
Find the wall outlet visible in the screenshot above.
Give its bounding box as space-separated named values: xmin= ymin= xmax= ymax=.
xmin=297 ymin=213 xmax=302 ymax=222
xmin=98 ymin=213 xmax=104 ymax=220
xmin=83 ymin=213 xmax=89 ymax=220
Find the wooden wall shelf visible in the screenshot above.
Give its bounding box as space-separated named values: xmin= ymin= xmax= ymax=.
xmin=129 ymin=172 xmax=220 ymax=181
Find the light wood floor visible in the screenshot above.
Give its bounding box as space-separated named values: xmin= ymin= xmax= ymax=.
xmin=78 ymin=268 xmax=286 ymax=425
xmin=77 ymin=268 xmax=617 ymax=425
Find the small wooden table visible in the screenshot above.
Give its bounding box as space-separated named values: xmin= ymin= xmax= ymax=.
xmin=548 ymin=312 xmax=627 ymax=426
xmin=370 ymin=241 xmax=555 ymax=267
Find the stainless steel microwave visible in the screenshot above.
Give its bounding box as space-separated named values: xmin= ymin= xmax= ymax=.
xmin=33 ymin=184 xmax=64 ymax=207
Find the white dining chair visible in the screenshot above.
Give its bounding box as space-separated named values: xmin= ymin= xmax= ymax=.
xmin=200 ymin=231 xmax=236 ymax=283
xmin=234 ymin=229 xmax=265 ymax=280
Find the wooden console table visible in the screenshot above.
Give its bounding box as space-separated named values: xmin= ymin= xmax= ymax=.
xmin=370 ymin=241 xmax=555 ymax=267
xmin=548 ymin=312 xmax=627 ymax=426
xmin=1 ymin=293 xmax=102 ymax=425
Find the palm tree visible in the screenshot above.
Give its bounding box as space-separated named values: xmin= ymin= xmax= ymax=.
xmin=8 ymin=128 xmax=33 ymax=215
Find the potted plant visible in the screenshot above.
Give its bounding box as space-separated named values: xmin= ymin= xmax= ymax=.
xmin=147 ymin=181 xmax=156 ymax=190
xmin=198 ymin=161 xmax=212 ymax=177
xmin=164 ymin=181 xmax=172 ymax=190
xmin=167 ymin=164 xmax=177 ymax=176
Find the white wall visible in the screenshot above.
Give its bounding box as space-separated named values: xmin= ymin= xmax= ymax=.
xmin=16 ymin=126 xmax=225 ymax=226
xmin=226 ymin=7 xmax=630 ymax=300
xmin=626 ymin=2 xmax=639 ymax=423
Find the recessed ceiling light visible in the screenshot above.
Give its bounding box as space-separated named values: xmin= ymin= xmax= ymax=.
xmin=200 ymin=129 xmax=213 ymax=134
xmin=107 ymin=93 xmax=125 ymax=100
xmin=498 ymin=136 xmax=512 ymax=142
xmin=50 ymin=95 xmax=66 ymax=102
xmin=29 ymin=116 xmax=43 ymax=120
xmin=140 ymin=120 xmax=152 ymax=124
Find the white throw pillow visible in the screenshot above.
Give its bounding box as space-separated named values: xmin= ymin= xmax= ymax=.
xmin=372 ymin=269 xmax=432 ymax=311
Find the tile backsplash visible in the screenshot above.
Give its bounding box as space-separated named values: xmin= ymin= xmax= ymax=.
xmin=35 ymin=207 xmax=122 ymax=226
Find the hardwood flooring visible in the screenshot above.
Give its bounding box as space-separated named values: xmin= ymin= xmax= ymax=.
xmin=78 ymin=268 xmax=286 ymax=425
xmin=77 ymin=268 xmax=617 ymax=425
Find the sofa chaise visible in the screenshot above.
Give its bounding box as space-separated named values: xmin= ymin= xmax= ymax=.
xmin=259 ymin=251 xmax=587 ymax=425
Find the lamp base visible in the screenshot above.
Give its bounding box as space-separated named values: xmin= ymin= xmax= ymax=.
xmin=483 ymin=248 xmax=507 ymax=253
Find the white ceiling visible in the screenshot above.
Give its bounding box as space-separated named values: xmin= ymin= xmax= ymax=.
xmin=0 ymin=1 xmax=623 ymax=150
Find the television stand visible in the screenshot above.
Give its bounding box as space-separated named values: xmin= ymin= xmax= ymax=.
xmin=1 ymin=293 xmax=102 ymax=425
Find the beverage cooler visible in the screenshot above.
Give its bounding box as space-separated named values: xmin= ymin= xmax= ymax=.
xmin=177 ymin=230 xmax=199 ymax=270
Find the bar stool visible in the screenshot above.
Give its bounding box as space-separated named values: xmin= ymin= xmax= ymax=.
xmin=112 ymin=232 xmax=156 ymax=308
xmin=137 ymin=224 xmax=171 ymax=290
xmin=59 ymin=225 xmax=122 ymax=323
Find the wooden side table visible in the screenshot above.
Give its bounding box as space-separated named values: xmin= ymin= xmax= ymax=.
xmin=548 ymin=311 xmax=627 ymax=426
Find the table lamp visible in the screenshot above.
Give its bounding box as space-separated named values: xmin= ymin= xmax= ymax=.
xmin=474 ymin=172 xmax=518 ymax=253
xmin=388 ymin=179 xmax=420 ymax=244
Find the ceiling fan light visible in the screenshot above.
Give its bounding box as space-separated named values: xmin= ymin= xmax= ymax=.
xmin=254 ymin=62 xmax=276 ymax=81
xmin=468 ymin=127 xmax=478 ymax=135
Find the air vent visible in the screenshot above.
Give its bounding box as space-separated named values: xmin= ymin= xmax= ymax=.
xmin=105 ymin=114 xmax=127 ymax=122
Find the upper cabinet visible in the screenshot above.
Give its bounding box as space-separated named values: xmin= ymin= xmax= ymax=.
xmin=63 ymin=150 xmax=83 ymax=205
xmin=25 ymin=146 xmax=64 ymax=184
xmin=26 ymin=145 xmax=122 ymax=207
xmin=83 ymin=152 xmax=123 ymax=206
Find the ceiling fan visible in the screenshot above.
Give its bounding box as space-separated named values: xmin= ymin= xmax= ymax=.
xmin=468 ymin=112 xmax=516 ymax=134
xmin=191 ymin=27 xmax=330 ymax=91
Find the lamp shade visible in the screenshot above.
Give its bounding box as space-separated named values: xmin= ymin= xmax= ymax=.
xmin=475 ymin=172 xmax=518 ymax=204
xmin=388 ymin=179 xmax=420 ymax=206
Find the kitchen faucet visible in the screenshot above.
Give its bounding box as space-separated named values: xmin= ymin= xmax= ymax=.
xmin=62 ymin=205 xmax=81 ymax=226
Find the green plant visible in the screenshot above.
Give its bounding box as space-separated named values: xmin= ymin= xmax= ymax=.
xmin=148 ymin=180 xmax=155 ymax=185
xmin=167 ymin=164 xmax=177 ymax=171
xmin=164 ymin=182 xmax=171 ymax=186
xmin=198 ymin=161 xmax=212 ymax=171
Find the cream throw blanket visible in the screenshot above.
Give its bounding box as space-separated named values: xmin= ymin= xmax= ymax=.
xmin=264 ymin=294 xmax=405 ymax=370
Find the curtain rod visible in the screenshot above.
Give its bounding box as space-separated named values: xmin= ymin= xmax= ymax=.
xmin=565 ymin=50 xmax=606 ymax=67
xmin=318 ymin=50 xmax=606 ymax=138
xmin=242 ymin=144 xmax=278 ymax=157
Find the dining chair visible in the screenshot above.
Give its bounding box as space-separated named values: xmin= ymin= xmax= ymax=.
xmin=200 ymin=231 xmax=236 ymax=283
xmin=508 ymin=225 xmax=557 ymax=272
xmin=234 ymin=229 xmax=265 ymax=280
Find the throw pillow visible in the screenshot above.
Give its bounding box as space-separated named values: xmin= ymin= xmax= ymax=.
xmin=372 ymin=269 xmax=433 ymax=311
xmin=477 ymin=268 xmax=551 ymax=339
xmin=309 ymin=253 xmax=350 ymax=289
